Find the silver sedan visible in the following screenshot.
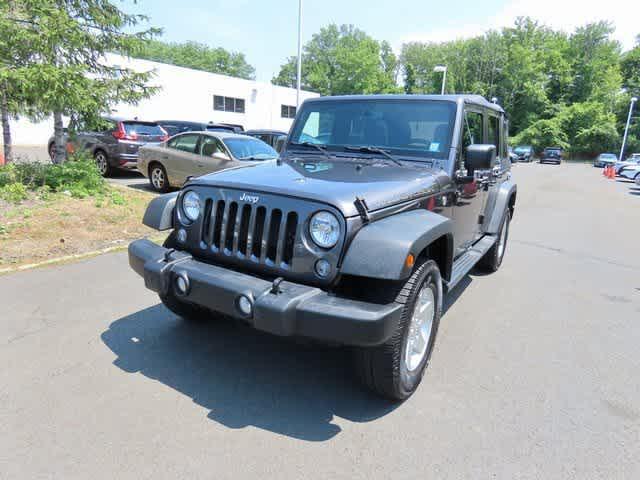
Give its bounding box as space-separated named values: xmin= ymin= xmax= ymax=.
xmin=138 ymin=131 xmax=278 ymax=192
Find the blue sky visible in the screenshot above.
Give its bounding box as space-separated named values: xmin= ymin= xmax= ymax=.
xmin=122 ymin=0 xmax=638 ymax=83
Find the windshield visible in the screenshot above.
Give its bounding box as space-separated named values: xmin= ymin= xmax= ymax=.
xmin=514 ymin=146 xmax=531 ymax=153
xmin=289 ymin=99 xmax=456 ymax=160
xmin=123 ymin=122 xmax=165 ymax=136
xmin=599 ymin=153 xmax=616 ymax=159
xmin=159 ymin=123 xmax=203 ymax=136
xmin=223 ymin=137 xmax=278 ymax=160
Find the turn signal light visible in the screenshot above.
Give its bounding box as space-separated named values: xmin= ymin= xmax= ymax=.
xmin=405 ymin=254 xmax=415 ymax=269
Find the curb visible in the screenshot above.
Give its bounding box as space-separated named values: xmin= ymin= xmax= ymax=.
xmin=0 ymin=244 xmax=129 ymax=275
xmin=0 ymin=234 xmax=165 ymax=276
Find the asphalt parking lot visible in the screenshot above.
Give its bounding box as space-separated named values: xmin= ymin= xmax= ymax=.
xmin=1 ymin=162 xmax=639 ymax=479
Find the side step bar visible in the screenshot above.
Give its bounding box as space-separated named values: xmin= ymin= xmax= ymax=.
xmin=446 ymin=235 xmax=497 ymax=292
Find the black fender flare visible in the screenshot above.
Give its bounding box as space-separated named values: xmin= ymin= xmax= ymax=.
xmin=142 ymin=192 xmax=179 ymax=231
xmin=483 ymin=180 xmax=517 ymax=234
xmin=341 ymin=209 xmax=454 ymax=281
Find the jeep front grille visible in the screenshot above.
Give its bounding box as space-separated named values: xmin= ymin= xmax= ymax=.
xmin=201 ymin=199 xmax=298 ymax=268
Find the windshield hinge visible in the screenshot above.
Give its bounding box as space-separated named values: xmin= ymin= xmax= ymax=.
xmin=354 ymin=197 xmax=370 ymax=223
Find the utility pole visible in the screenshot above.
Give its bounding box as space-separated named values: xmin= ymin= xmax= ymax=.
xmin=296 ymin=0 xmax=303 ymax=108
xmin=620 ymin=96 xmax=637 ymax=161
xmin=434 ymin=65 xmax=447 ymax=95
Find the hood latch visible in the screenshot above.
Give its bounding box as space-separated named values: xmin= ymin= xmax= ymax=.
xmin=354 ymin=197 xmax=370 ymax=223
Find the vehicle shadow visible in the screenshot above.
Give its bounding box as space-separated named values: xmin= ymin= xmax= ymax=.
xmin=616 ymin=179 xmax=635 ymax=184
xmin=101 ymin=305 xmax=397 ymax=442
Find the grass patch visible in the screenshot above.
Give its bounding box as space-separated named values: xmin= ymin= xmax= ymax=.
xmin=0 ymin=152 xmax=107 ymax=203
xmin=0 ymin=185 xmax=157 ymax=268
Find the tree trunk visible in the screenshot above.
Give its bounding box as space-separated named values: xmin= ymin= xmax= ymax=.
xmin=1 ymin=89 xmax=13 ymax=164
xmin=53 ymin=111 xmax=66 ymax=164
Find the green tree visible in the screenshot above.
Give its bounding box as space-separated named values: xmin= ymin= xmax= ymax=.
xmin=568 ymin=22 xmax=622 ymax=107
xmin=3 ymin=0 xmax=159 ymax=163
xmin=621 ymin=35 xmax=640 ymax=95
xmin=557 ymin=102 xmax=619 ymax=155
xmin=272 ymin=24 xmax=399 ymax=95
xmin=512 ymin=118 xmax=568 ymax=154
xmin=403 ymin=63 xmax=416 ymax=94
xmin=136 ymin=40 xmax=255 ymax=80
xmin=0 ymin=0 xmax=37 ymax=163
xmin=271 ymin=56 xmax=308 ymax=90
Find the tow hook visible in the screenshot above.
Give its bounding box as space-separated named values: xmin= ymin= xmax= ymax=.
xmin=271 ymin=277 xmax=284 ymax=294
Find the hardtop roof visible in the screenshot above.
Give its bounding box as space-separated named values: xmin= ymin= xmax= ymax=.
xmin=303 ymin=94 xmax=505 ymax=113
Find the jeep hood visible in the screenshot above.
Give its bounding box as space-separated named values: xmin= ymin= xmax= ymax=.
xmin=188 ymin=156 xmax=443 ymax=217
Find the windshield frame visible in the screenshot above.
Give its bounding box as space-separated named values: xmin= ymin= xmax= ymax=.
xmin=288 ymin=98 xmax=457 ymax=162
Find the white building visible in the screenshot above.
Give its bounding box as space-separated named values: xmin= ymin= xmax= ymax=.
xmin=7 ymin=53 xmax=318 ymax=147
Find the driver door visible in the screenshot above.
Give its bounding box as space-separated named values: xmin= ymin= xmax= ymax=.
xmin=196 ymin=135 xmax=234 ymax=176
xmin=453 ymin=108 xmax=487 ymax=256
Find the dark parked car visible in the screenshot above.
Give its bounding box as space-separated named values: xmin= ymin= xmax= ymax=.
xmin=514 ymin=145 xmax=534 ymax=162
xmin=129 ymin=94 xmax=517 ymax=401
xmin=244 ymin=129 xmax=288 ymax=151
xmin=156 ymin=120 xmax=239 ymax=137
xmin=541 ymin=147 xmax=563 ymax=164
xmin=593 ymin=152 xmax=617 ymax=168
xmin=48 ymin=117 xmax=168 ymax=176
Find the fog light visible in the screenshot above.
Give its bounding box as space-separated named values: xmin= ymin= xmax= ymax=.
xmin=237 ymin=295 xmax=253 ymax=317
xmin=314 ymin=259 xmax=331 ymax=277
xmin=176 ymin=228 xmax=187 ymax=243
xmin=174 ymin=273 xmax=189 ymax=296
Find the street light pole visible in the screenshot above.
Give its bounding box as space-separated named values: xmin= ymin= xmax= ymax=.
xmin=296 ymin=0 xmax=303 ymax=108
xmin=433 ymin=65 xmax=447 ymax=95
xmin=620 ymin=96 xmax=638 ymax=161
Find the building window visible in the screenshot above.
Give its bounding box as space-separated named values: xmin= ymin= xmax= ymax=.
xmin=281 ymin=105 xmax=296 ymax=119
xmin=213 ymin=95 xmax=245 ymax=113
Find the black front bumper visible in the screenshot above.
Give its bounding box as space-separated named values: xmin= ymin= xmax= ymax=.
xmin=128 ymin=239 xmax=402 ymax=346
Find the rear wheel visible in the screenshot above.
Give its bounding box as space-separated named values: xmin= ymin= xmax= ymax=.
xmin=149 ymin=163 xmax=170 ymax=193
xmin=94 ymin=150 xmax=112 ymax=177
xmin=635 ymin=173 xmax=640 ymax=186
xmin=354 ymin=260 xmax=442 ymax=401
xmin=479 ymin=209 xmax=511 ymax=272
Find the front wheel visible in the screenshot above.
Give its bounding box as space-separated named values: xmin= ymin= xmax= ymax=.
xmin=354 ymin=260 xmax=442 ymax=401
xmin=159 ymin=292 xmax=211 ymax=322
xmin=149 ymin=163 xmax=170 ymax=193
xmin=635 ymin=173 xmax=640 ymax=186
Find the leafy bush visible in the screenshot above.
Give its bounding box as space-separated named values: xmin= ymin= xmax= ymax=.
xmin=43 ymin=152 xmax=106 ymax=198
xmin=0 ymin=152 xmax=107 ymax=202
xmin=0 ymin=183 xmax=28 ymax=203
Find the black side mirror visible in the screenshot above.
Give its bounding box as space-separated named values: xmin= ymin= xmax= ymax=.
xmin=465 ymin=144 xmax=496 ymax=175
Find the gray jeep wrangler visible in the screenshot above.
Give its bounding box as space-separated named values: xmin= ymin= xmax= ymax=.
xmin=129 ymin=95 xmax=517 ymax=401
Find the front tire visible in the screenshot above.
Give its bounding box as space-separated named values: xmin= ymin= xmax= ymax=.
xmin=149 ymin=162 xmax=170 ymax=193
xmin=159 ymin=292 xmax=210 ymax=322
xmin=354 ymin=260 xmax=442 ymax=401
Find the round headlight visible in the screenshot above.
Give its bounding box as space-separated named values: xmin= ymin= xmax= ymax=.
xmin=309 ymin=211 xmax=340 ymax=248
xmin=182 ymin=191 xmax=201 ymax=221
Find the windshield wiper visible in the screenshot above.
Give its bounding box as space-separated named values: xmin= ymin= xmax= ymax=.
xmin=289 ymin=141 xmax=333 ymax=160
xmin=344 ymin=145 xmax=403 ymax=166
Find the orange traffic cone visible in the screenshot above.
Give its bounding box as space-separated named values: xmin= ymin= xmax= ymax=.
xmin=608 ymin=165 xmax=615 ymax=179
xmin=603 ymin=165 xmax=608 ymax=177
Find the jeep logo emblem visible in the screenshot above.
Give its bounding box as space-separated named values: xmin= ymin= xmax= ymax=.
xmin=240 ymin=193 xmax=259 ymax=204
